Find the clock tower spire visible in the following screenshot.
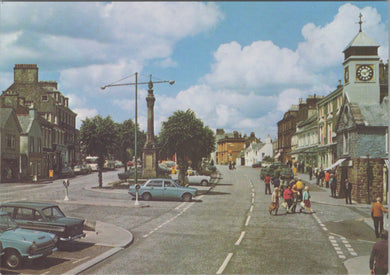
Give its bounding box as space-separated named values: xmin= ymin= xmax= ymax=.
xmin=342 ymin=14 xmax=381 ymax=105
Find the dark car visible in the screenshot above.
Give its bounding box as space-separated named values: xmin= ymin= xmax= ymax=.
xmin=252 ymin=161 xmax=262 ymax=168
xmin=60 ymin=167 xmax=75 ymax=178
xmin=280 ymin=167 xmax=294 ymax=181
xmin=260 ymin=162 xmax=288 ymax=179
xmin=118 ymin=168 xmax=142 ymax=180
xmin=0 ymin=202 xmax=86 ymax=243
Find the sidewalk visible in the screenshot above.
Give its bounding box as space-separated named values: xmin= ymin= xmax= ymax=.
xmin=296 ymin=172 xmax=387 ymax=275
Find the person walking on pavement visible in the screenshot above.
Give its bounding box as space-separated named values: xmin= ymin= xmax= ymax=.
xmin=292 ymin=165 xmax=297 ymax=176
xmin=330 ymin=173 xmax=337 ymax=198
xmin=308 ymin=165 xmax=313 ymax=181
xmin=370 ymin=230 xmax=388 ymax=275
xmin=299 ymin=186 xmax=312 ymax=214
xmin=344 ymin=178 xmax=353 ymax=204
xmin=264 ymin=174 xmax=272 ymax=195
xmin=371 ymin=197 xmax=389 ymax=238
xmin=319 ymin=169 xmax=325 ymax=187
xmin=269 ymin=187 xmax=279 ymax=216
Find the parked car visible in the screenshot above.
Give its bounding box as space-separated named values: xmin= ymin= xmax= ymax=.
xmin=118 ymin=168 xmax=143 ymax=180
xmin=73 ymin=164 xmax=92 ymax=175
xmin=128 ymin=178 xmax=198 ymax=202
xmin=60 ymin=167 xmax=75 ymax=178
xmin=0 ymin=202 xmax=86 ymax=243
xmin=0 ymin=211 xmax=57 ymax=269
xmin=115 ymin=160 xmax=124 ymax=168
xmin=252 ymin=161 xmax=262 ymax=168
xmin=280 ymin=167 xmax=294 ymax=182
xmin=104 ymin=160 xmax=116 ymax=171
xmin=260 ymin=162 xmax=288 ymax=179
xmin=171 ymin=169 xmax=212 ymax=186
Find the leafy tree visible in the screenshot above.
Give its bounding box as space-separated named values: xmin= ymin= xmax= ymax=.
xmin=114 ymin=119 xmax=146 ymax=171
xmin=158 ymin=109 xmax=215 ymax=184
xmin=80 ymin=115 xmax=118 ymax=188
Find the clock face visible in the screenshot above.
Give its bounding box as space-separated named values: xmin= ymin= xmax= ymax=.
xmin=344 ymin=67 xmax=349 ymax=83
xmin=356 ymin=65 xmax=373 ymax=81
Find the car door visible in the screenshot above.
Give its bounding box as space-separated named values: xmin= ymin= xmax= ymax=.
xmin=145 ymin=180 xmax=164 ymax=199
xmin=163 ymin=180 xmax=178 ymax=199
xmin=13 ymin=207 xmax=44 ymax=231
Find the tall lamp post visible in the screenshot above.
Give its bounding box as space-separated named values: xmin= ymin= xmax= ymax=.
xmin=101 ymin=73 xmax=174 ymax=185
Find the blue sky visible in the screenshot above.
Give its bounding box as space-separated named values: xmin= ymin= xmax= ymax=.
xmin=0 ymin=2 xmax=388 ymax=141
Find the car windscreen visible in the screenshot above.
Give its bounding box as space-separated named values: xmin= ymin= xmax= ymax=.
xmin=42 ymin=206 xmax=66 ymax=220
xmin=0 ymin=214 xmax=18 ymax=231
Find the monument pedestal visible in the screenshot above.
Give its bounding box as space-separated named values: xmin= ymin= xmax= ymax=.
xmin=142 ymin=147 xmax=157 ymax=178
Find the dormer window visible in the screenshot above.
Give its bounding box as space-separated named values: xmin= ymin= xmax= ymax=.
xmin=42 ymin=95 xmax=48 ymax=102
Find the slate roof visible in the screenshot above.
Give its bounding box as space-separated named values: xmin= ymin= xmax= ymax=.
xmin=0 ymin=108 xmax=13 ymax=129
xmin=343 ymin=31 xmax=380 ymax=51
xmin=349 ymin=98 xmax=388 ymax=127
xmin=17 ymin=114 xmax=33 ymax=134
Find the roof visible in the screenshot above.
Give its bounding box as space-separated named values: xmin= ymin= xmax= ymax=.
xmin=17 ymin=115 xmax=34 ymax=134
xmin=0 ymin=201 xmax=58 ymax=209
xmin=343 ymin=31 xmax=380 ymax=51
xmin=350 ymin=100 xmax=389 ymax=127
xmin=0 ymin=108 xmax=14 ymax=129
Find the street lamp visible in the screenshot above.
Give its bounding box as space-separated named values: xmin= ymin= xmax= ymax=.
xmin=101 ymin=72 xmax=174 ymax=187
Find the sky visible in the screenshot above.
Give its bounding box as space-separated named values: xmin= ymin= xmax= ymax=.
xmin=0 ymin=1 xmax=388 ymax=141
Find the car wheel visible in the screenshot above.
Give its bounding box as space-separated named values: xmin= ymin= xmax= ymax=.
xmin=142 ymin=192 xmax=152 ymax=201
xmin=182 ymin=193 xmax=192 ymax=202
xmin=201 ymin=180 xmax=208 ymax=186
xmin=4 ymin=249 xmax=22 ymax=269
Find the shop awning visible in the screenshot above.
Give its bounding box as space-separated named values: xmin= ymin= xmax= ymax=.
xmin=324 ymin=158 xmax=346 ymax=171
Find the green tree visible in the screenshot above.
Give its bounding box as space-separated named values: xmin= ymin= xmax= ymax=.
xmin=80 ymin=115 xmax=118 ymax=188
xmin=114 ymin=119 xmax=146 ymax=171
xmin=158 ymin=109 xmax=215 ymax=184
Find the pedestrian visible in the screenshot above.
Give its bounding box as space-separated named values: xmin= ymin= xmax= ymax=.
xmin=292 ymin=165 xmax=297 ymax=176
xmin=308 ymin=165 xmax=313 ymax=181
xmin=283 ymin=185 xmax=293 ymax=214
xmin=330 ymin=173 xmax=337 ymax=198
xmin=371 ymin=197 xmax=389 ymax=238
xmin=319 ymin=170 xmax=325 ymax=187
xmin=299 ymin=186 xmax=312 ymax=214
xmin=344 ymin=178 xmax=353 ymax=204
xmin=269 ymin=187 xmax=279 ymax=216
xmin=264 ymin=174 xmax=272 ymax=195
xmin=370 ymin=230 xmax=388 ymax=275
xmin=315 ymin=168 xmax=320 ymax=185
xmin=291 ymin=183 xmax=299 ymax=213
xmin=295 ymin=178 xmax=304 ymax=202
xmin=272 ymin=176 xmax=280 ymax=189
xmin=324 ymin=170 xmax=330 ymax=188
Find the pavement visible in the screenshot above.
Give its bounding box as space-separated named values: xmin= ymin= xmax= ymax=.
xmin=295 ymin=172 xmax=388 ymax=275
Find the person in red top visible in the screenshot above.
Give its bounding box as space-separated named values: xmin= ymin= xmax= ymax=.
xmin=371 ymin=197 xmax=389 ymax=238
xmin=264 ymin=174 xmax=271 ymax=195
xmin=283 ymin=185 xmax=293 ymax=213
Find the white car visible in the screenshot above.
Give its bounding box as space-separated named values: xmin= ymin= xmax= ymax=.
xmin=171 ymin=170 xmax=211 ymax=186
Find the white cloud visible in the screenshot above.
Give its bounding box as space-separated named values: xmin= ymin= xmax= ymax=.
xmin=74 ymin=108 xmax=98 ymax=129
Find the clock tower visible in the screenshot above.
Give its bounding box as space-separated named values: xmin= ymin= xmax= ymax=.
xmin=342 ymin=14 xmax=381 ymax=105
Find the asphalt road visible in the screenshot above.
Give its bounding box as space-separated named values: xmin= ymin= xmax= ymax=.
xmin=0 ymin=166 xmax=377 ymax=274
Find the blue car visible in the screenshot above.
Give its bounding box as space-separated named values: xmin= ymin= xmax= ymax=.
xmin=129 ymin=178 xmax=198 ymax=202
xmin=0 ymin=211 xmax=57 ymax=269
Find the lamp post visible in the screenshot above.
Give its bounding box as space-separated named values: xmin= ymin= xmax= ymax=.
xmin=101 ymin=73 xmax=174 ymax=186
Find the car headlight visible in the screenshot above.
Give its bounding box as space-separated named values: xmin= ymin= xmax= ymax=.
xmin=52 ymin=235 xmax=58 ymax=245
xmin=29 ymin=241 xmax=37 ymax=254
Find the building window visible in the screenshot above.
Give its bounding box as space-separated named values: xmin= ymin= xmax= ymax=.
xmin=343 ymin=132 xmax=349 ymax=154
xmin=328 ymin=123 xmax=332 ymax=144
xmin=41 ymin=95 xmax=48 ymax=102
xmin=30 ymin=136 xmax=34 ymax=153
xmin=386 ymin=130 xmax=389 ymax=154
xmin=38 ymin=138 xmax=41 ymax=153
xmin=6 ymin=135 xmax=16 ymax=149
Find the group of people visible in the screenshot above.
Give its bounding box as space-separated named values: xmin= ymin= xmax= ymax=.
xmin=268 ymin=175 xmax=312 ymax=216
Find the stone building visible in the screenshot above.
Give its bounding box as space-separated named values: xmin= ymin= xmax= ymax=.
xmin=334 ymin=26 xmax=389 ymax=204
xmin=0 ymin=108 xmax=21 ymax=182
xmin=217 ymin=131 xmax=245 ymax=165
xmin=1 ymin=64 xmax=78 ymax=179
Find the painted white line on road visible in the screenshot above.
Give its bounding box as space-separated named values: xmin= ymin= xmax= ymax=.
xmin=252 ymin=198 xmax=255 ymax=204
xmin=245 ymin=215 xmax=251 ymax=226
xmin=249 ymin=205 xmax=254 ymax=213
xmin=72 ymin=256 xmax=90 ymax=264
xmin=175 ymin=202 xmax=186 ymax=210
xmin=217 ymin=253 xmax=233 ymax=274
xmin=338 ymin=255 xmax=346 ymax=259
xmin=235 ymin=231 xmax=246 ymax=245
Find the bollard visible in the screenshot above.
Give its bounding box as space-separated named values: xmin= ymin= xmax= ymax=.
xmin=63 ymin=179 xmax=70 ymax=201
xmin=135 ymin=184 xmax=141 ymax=206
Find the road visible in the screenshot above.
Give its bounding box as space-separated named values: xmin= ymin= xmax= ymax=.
xmin=0 ymin=166 xmax=377 ymax=274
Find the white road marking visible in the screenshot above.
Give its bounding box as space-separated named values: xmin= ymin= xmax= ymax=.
xmin=72 ymin=256 xmax=90 ymax=264
xmin=217 ymin=253 xmax=234 ymax=274
xmin=235 ymin=231 xmax=246 ymax=245
xmin=245 ymin=215 xmax=251 ymax=226
xmin=249 ymin=205 xmax=254 ymax=213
